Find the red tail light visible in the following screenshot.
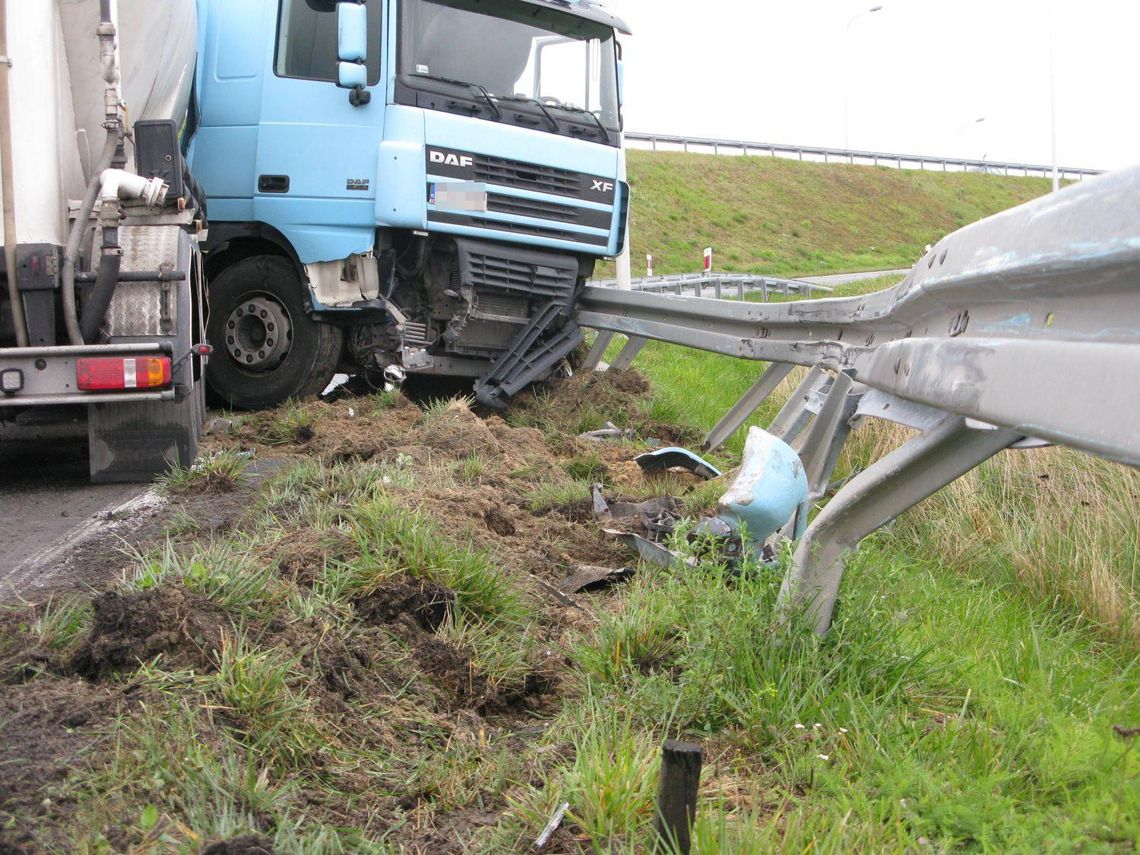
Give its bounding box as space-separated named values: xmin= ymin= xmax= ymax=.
xmin=76 ymin=356 xmax=172 ymax=391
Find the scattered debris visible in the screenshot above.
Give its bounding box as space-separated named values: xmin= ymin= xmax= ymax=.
xmin=560 ymin=563 xmax=635 ymax=594
xmin=534 ymin=801 xmax=570 ymax=850
xmin=603 ymin=528 xmax=694 ymax=569
xmin=203 ymin=416 xmax=235 ymax=436
xmin=579 ymin=421 xmax=634 ymax=443
xmin=591 ymin=483 xmax=678 ymax=538
xmin=716 ymin=426 xmax=809 ymax=541
xmin=1113 ymin=724 xmax=1140 ymax=740
xmin=635 ymin=447 xmax=722 ymax=480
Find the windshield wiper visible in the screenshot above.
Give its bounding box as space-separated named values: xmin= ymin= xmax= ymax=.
xmin=542 ymin=99 xmax=609 ymax=139
xmin=497 ymin=95 xmax=560 ymax=133
xmin=409 ymin=73 xmax=501 ymax=122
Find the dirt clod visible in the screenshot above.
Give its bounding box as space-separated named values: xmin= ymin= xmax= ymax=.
xmin=69 ymin=587 xmax=227 ymax=678
xmin=202 ymin=833 xmax=278 ymax=855
xmin=356 ymin=576 xmax=455 ymax=633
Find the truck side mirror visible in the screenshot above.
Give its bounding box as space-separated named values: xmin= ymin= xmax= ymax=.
xmin=336 ymin=1 xmax=370 ymax=105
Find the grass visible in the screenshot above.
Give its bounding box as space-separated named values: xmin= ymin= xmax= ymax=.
xmin=598 ymin=151 xmax=1056 ymax=279
xmin=156 ymin=449 xmax=251 ymax=494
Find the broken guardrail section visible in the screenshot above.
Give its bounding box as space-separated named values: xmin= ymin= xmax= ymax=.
xmin=574 ymin=165 xmax=1140 ymax=634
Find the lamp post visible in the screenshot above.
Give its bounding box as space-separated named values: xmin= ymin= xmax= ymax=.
xmin=843 ymin=5 xmax=883 ymax=152
xmin=956 ymin=116 xmax=986 ymax=163
xmin=1048 ymin=2 xmax=1059 ymax=191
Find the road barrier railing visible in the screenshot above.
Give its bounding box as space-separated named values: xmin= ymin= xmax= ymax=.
xmin=574 ymin=165 xmax=1140 ymax=634
xmin=626 ymin=132 xmax=1105 ymax=182
xmin=590 ymin=272 xmax=833 ymax=302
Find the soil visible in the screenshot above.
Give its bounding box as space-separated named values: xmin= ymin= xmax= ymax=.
xmin=0 ymin=675 xmax=128 ymax=853
xmin=69 ymin=586 xmax=228 ymax=678
xmin=0 ymin=368 xmax=713 ymax=851
xmin=202 ymin=834 xmax=278 ymax=854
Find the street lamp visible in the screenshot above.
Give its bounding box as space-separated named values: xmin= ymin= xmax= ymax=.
xmin=956 ymin=116 xmax=986 ymax=161
xmin=843 ymin=5 xmax=883 ymax=152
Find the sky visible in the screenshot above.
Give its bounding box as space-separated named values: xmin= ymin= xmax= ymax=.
xmin=605 ymin=0 xmax=1138 ymax=171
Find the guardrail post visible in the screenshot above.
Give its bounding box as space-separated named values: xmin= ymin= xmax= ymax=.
xmin=779 ymin=416 xmax=1021 ymax=634
xmin=714 ymin=281 xmax=722 ymax=300
xmin=611 ymin=335 xmax=648 ymax=371
xmin=703 ymin=362 xmax=796 ymax=451
xmin=737 ymin=281 xmax=745 ymax=301
xmin=769 ymin=366 xmax=828 ymax=444
xmin=654 ymin=741 xmax=702 ymax=855
xmin=797 ymin=372 xmax=863 ymax=499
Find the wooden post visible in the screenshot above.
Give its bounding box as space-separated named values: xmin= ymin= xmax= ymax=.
xmin=654 ymin=740 xmax=702 ymax=854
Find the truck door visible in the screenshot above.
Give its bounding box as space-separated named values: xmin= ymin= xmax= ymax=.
xmin=255 ymin=0 xmax=385 ymax=267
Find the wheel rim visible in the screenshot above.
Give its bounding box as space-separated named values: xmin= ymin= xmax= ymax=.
xmin=223 ymin=294 xmax=293 ymax=371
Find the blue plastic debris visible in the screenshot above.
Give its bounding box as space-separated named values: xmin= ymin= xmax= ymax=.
xmin=634 ymin=447 xmax=723 ymax=480
xmin=717 ymin=426 xmax=810 ymax=542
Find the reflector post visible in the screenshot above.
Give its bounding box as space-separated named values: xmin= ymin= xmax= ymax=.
xmin=76 ymin=357 xmax=172 ymax=392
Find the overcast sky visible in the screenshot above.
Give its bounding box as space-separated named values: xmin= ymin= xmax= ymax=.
xmin=606 ymin=0 xmax=1138 ymax=171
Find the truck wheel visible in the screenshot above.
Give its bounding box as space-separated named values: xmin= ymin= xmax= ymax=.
xmin=205 ymin=255 xmax=343 ymax=409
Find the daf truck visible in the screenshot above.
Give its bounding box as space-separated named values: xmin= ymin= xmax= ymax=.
xmin=191 ymin=0 xmax=631 ymax=410
xmin=0 ymin=0 xmax=630 ymax=481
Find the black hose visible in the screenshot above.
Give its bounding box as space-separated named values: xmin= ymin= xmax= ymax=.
xmin=79 ymin=224 xmax=122 ymax=342
xmin=62 ymin=130 xmax=119 ymax=344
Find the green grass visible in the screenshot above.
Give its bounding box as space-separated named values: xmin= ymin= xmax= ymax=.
xmin=156 ymin=449 xmax=251 ymax=494
xmin=601 ymin=151 xmax=1055 ymax=278
xmin=490 ymin=542 xmax=1139 ymax=853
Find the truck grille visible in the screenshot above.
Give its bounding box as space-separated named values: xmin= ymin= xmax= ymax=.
xmin=487 ymin=194 xmax=578 ymax=221
xmin=472 ymin=155 xmax=580 ymax=196
xmin=458 ymin=240 xmax=579 ymax=302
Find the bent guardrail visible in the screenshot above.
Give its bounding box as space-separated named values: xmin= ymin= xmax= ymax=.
xmin=590 ymin=272 xmax=832 ymax=302
xmin=573 ymin=165 xmax=1140 ymax=634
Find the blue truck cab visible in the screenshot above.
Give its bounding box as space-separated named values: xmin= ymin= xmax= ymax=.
xmin=189 ymin=0 xmax=630 ymax=408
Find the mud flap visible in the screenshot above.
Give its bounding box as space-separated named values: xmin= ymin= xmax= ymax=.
xmin=87 ymin=381 xmax=204 ymax=483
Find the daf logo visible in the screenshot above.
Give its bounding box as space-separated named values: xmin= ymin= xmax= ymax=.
xmin=591 ymin=180 xmax=615 ymax=193
xmin=430 ymin=150 xmax=474 ymax=168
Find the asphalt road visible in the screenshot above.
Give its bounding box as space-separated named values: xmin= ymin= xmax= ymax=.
xmin=797 ymin=268 xmax=909 ymax=287
xmin=0 ymin=419 xmax=149 ymax=603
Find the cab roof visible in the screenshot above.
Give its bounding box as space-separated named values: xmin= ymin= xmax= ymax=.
xmin=517 ymin=0 xmax=632 ymax=34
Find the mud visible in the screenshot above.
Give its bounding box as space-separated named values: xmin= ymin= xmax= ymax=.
xmin=0 ymin=368 xmax=706 ymax=850
xmin=69 ymin=587 xmax=228 ymax=678
xmin=202 ymin=834 xmax=278 ymax=855
xmin=272 ymin=527 xmax=359 ymax=587
xmin=356 ymin=576 xmax=454 ymax=633
xmin=0 ymin=676 xmax=126 ymax=853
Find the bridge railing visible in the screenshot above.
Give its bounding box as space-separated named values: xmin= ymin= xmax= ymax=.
xmin=625 ymin=132 xmax=1104 ymax=182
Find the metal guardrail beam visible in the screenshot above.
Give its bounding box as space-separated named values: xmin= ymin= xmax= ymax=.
xmin=574 ymin=165 xmax=1140 ymax=633
xmin=626 ymin=132 xmax=1105 ymax=181
xmin=591 ymin=273 xmax=832 ymax=302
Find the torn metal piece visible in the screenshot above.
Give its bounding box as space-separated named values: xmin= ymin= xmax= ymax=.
xmin=560 ymin=563 xmax=635 ymax=593
xmin=592 ymin=483 xmax=611 ymax=520
xmin=579 ymin=421 xmax=634 ymax=443
xmin=635 ymin=447 xmax=723 ymax=480
xmin=528 ymin=574 xmax=586 ymax=611
xmin=534 ymin=801 xmax=570 ymax=850
xmin=603 ymin=528 xmax=696 ymax=569
xmin=592 ymin=485 xmax=677 ymax=530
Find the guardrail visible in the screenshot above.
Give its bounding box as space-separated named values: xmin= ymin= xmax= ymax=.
xmin=590 ymin=273 xmax=832 ymax=302
xmin=574 ymin=166 xmax=1139 ymax=635
xmin=625 ymin=132 xmax=1105 ymax=182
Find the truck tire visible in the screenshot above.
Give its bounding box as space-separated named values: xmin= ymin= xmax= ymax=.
xmin=205 ymin=255 xmax=343 ymax=409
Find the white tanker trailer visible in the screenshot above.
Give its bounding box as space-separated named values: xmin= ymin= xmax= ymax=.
xmin=0 ymin=0 xmax=208 ymax=481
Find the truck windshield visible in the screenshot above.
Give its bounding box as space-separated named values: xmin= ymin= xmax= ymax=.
xmin=398 ymin=0 xmax=621 ymax=134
